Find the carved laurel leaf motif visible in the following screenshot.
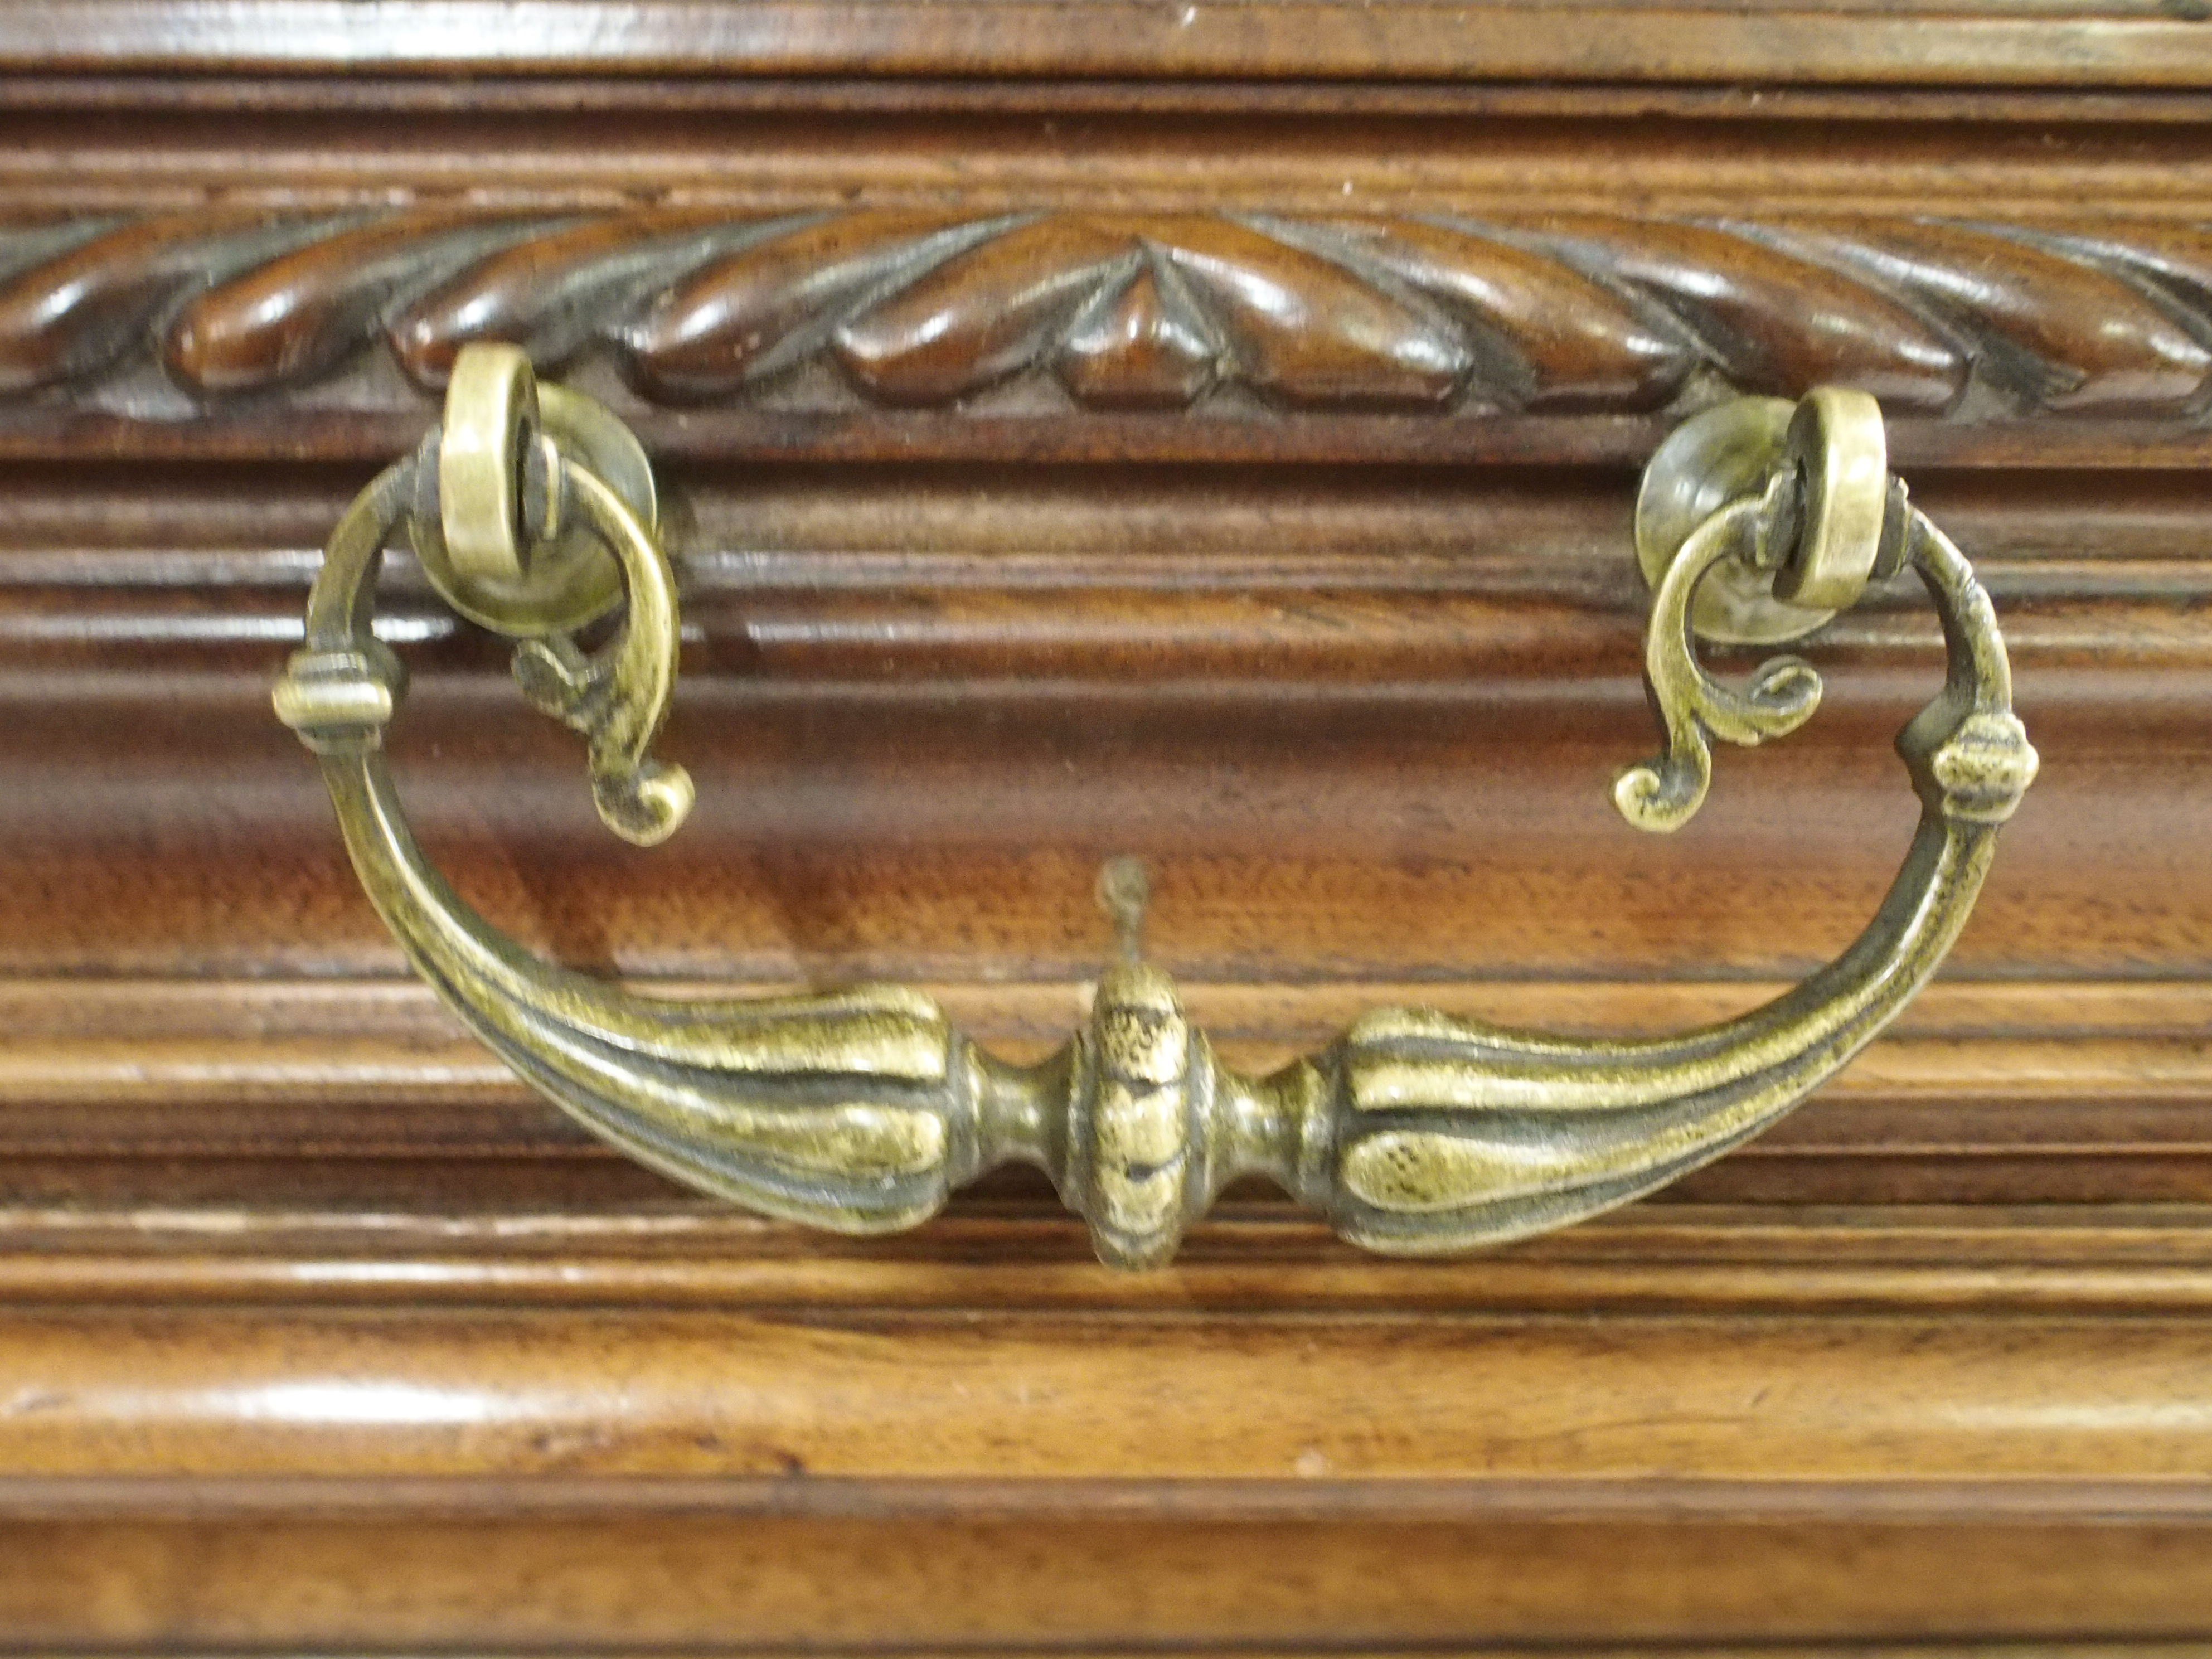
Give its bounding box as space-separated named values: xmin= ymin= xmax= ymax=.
xmin=1765 ymin=219 xmax=2212 ymax=414
xmin=831 ymin=215 xmax=1143 ymax=406
xmin=2075 ymin=223 xmax=2212 ymax=335
xmin=1528 ymin=216 xmax=1969 ymax=410
xmin=1289 ymin=215 xmax=1693 ymax=411
xmin=166 ymin=214 xmax=551 ymax=395
xmin=0 ymin=211 xmax=338 ymax=396
xmin=1056 ymin=254 xmax=1221 ymax=408
xmin=387 ymin=211 xmax=764 ymax=389
xmin=4 ymin=207 xmax=2212 ymax=421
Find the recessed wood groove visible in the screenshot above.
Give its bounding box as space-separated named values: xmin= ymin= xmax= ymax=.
xmin=8 ymin=1204 xmax=2212 ymax=1316
xmin=9 ymin=1474 xmax=2212 ymax=1526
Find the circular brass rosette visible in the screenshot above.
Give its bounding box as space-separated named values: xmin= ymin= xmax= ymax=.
xmin=276 ymin=356 xmax=2036 ymax=1269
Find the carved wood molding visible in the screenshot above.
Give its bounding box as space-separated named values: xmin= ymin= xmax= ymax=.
xmin=4 ymin=976 xmax=2206 ymax=1215
xmin=6 ymin=0 xmax=2212 ymax=86
xmin=5 ymin=208 xmax=2212 ymax=459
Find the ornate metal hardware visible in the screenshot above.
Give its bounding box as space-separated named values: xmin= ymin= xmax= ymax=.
xmin=275 ymin=345 xmax=2036 ymax=1269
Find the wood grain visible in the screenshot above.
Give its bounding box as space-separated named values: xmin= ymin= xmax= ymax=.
xmin=1 ymin=465 xmax=2204 ymax=982
xmin=11 ymin=1188 xmax=2212 ymax=1314
xmin=2 ymin=978 xmax=2207 ymax=1211
xmin=6 ymin=13 xmax=2211 ymax=1650
xmin=7 ymin=210 xmax=2212 ymax=467
xmin=6 ymin=0 xmax=2212 ymax=86
xmin=7 ymin=1303 xmax=2212 ymax=1485
xmin=6 ymin=1514 xmax=2212 ymax=1648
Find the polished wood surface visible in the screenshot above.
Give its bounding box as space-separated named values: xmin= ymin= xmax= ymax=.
xmin=15 ymin=208 xmax=2206 ymax=419
xmin=10 ymin=0 xmax=2212 ymax=85
xmin=10 ymin=1518 xmax=2212 ymax=1651
xmin=3 ymin=9 xmax=2211 ymax=1651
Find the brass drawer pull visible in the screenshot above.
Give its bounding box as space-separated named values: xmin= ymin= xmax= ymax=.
xmin=276 ymin=346 xmax=2036 ymax=1268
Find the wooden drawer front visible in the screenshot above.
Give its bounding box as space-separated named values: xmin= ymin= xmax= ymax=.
xmin=1 ymin=13 xmax=2209 ymax=1648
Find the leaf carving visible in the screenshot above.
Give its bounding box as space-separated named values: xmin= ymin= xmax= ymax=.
xmin=167 ymin=213 xmax=549 ymax=395
xmin=1541 ymin=216 xmax=1968 ymax=411
xmin=1284 ymin=214 xmax=1692 ymax=411
xmin=615 ymin=211 xmax=1016 ymax=402
xmin=0 ymin=211 xmax=313 ymax=396
xmin=1154 ymin=215 xmax=1469 ymax=408
xmin=832 ymin=213 xmax=1471 ymax=409
xmin=1784 ymin=219 xmax=2212 ymax=415
xmin=1056 ymin=254 xmax=1221 ymax=408
xmin=385 ymin=211 xmax=759 ymax=388
xmin=833 ymin=216 xmax=1141 ymax=405
xmin=0 ymin=206 xmax=2209 ymax=439
xmin=2072 ymin=223 xmax=2212 ymax=347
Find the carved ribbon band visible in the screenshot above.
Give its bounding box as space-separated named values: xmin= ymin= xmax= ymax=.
xmin=276 ymin=348 xmax=2036 ymax=1268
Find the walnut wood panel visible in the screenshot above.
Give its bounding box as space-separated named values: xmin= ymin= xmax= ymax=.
xmin=7 ymin=16 xmax=2212 ymax=1651
xmin=4 ymin=696 xmax=2204 ymax=977
xmin=10 ymin=107 xmax=2209 ymax=227
xmin=2 ymin=465 xmax=2204 ymax=984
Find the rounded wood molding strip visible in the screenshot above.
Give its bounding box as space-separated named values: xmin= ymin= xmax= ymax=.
xmin=4 ymin=0 xmax=2212 ymax=86
xmin=9 ymin=1202 xmax=2212 ymax=1316
xmin=4 ymin=1516 xmax=2210 ymax=1647
xmin=3 ymin=977 xmax=2207 ymax=1215
xmin=3 ymin=1302 xmax=2212 ymax=1486
xmin=5 ymin=210 xmax=2212 ymax=462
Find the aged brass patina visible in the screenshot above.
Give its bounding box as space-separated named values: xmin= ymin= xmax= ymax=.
xmin=275 ymin=346 xmax=2036 ymax=1269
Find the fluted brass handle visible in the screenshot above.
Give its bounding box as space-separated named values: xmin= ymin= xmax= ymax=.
xmin=276 ymin=346 xmax=2036 ymax=1269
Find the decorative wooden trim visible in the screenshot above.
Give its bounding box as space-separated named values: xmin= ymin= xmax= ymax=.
xmin=4 ymin=1512 xmax=2209 ymax=1648
xmin=6 ymin=210 xmax=2212 ymax=462
xmin=3 ymin=1 xmax=2210 ymax=87
xmin=3 ymin=978 xmax=2208 ymax=1214
xmin=9 ymin=1199 xmax=2212 ymax=1317
xmin=4 ymin=1294 xmax=2211 ymax=1485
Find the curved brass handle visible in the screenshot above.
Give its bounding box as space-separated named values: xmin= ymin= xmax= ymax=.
xmin=276 ymin=347 xmax=2036 ymax=1269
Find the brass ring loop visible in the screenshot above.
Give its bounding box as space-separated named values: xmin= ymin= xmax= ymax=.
xmin=1773 ymin=385 xmax=1889 ymax=610
xmin=411 ymin=367 xmax=657 ymax=639
xmin=437 ymin=341 xmax=539 ymax=587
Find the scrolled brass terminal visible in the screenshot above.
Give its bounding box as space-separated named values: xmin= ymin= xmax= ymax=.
xmin=277 ymin=350 xmax=2035 ymax=1267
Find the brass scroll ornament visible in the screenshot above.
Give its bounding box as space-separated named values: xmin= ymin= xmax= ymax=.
xmin=276 ymin=346 xmax=2036 ymax=1269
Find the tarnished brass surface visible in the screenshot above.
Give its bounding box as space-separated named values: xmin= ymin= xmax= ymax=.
xmin=408 ymin=373 xmax=649 ymax=638
xmin=276 ymin=348 xmax=2036 ymax=1268
xmin=1634 ymin=397 xmax=1837 ymax=647
xmin=435 ymin=340 xmax=539 ymax=587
